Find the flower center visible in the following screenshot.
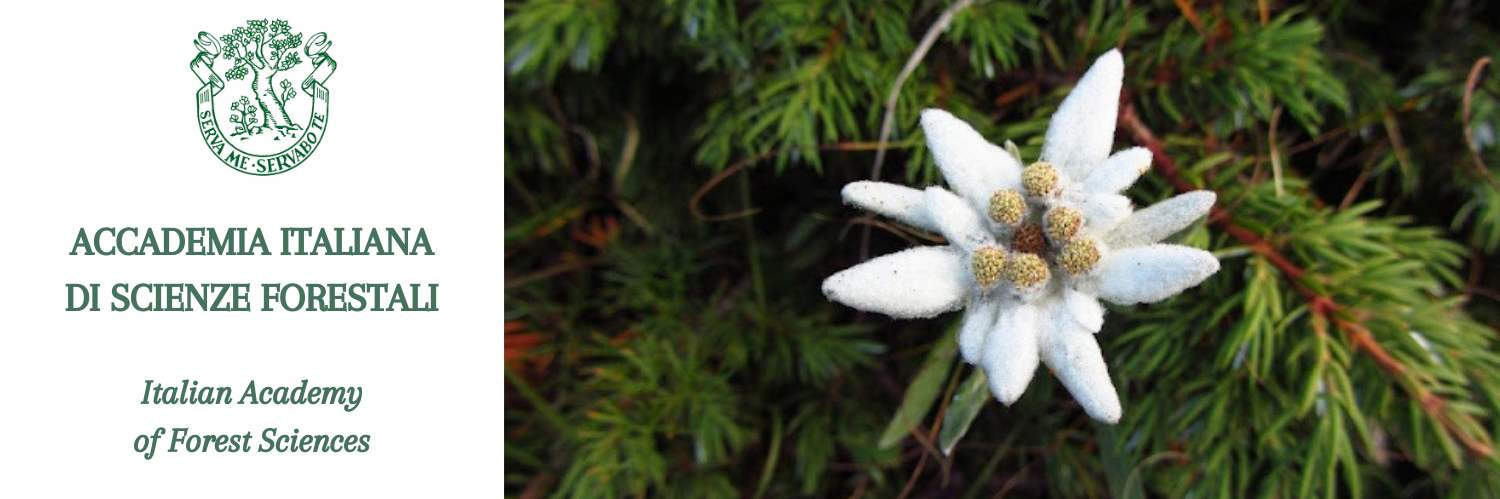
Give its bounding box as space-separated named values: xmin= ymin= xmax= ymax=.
xmin=1003 ymin=253 xmax=1050 ymax=289
xmin=1011 ymin=224 xmax=1047 ymax=254
xmin=979 ymin=159 xmax=1109 ymax=295
xmin=1021 ymin=161 xmax=1059 ymax=197
xmin=1058 ymin=238 xmax=1101 ymax=275
xmin=987 ymin=189 xmax=1025 ymax=226
xmin=970 ymin=246 xmax=1007 ymax=288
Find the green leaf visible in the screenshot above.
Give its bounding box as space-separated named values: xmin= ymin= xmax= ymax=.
xmin=1095 ymin=422 xmax=1132 ymax=498
xmin=938 ymin=368 xmax=990 ymax=456
xmin=877 ymin=325 xmax=957 ymax=449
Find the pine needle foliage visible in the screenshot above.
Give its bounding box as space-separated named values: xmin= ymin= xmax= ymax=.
xmin=506 ymin=0 xmax=1500 ymax=497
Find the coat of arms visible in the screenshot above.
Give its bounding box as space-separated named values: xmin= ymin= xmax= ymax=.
xmin=189 ymin=20 xmax=335 ymax=175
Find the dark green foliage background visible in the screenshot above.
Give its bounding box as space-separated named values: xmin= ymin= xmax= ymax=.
xmin=505 ymin=1 xmax=1500 ymax=496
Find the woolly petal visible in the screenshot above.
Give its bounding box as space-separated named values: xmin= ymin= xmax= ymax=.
xmin=1082 ymin=147 xmax=1151 ymax=194
xmin=920 ymin=109 xmax=1022 ymax=208
xmin=958 ymin=297 xmax=1001 ymax=365
xmin=822 ymin=246 xmax=970 ymax=318
xmin=841 ymin=181 xmax=938 ymax=233
xmin=925 ymin=187 xmax=992 ymax=251
xmin=1105 ymin=191 xmax=1216 ymax=249
xmin=1095 ymin=244 xmax=1220 ymax=305
xmin=1064 ymin=289 xmax=1105 ymax=333
xmin=982 ymin=302 xmax=1041 ymax=405
xmin=1040 ymin=49 xmax=1124 ymax=179
xmin=1040 ymin=319 xmax=1122 ymax=423
xmin=1072 ymin=192 xmax=1132 ymax=236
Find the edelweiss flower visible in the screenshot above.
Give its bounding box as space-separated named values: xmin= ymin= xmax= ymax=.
xmin=823 ymin=50 xmax=1219 ymax=423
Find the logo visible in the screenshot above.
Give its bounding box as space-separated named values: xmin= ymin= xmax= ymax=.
xmin=188 ymin=20 xmax=336 ymax=175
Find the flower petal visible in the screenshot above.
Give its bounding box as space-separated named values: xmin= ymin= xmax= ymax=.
xmin=1040 ymin=49 xmax=1124 ymax=179
xmin=841 ymin=181 xmax=938 ymax=233
xmin=982 ymin=302 xmax=1041 ymax=405
xmin=1082 ymin=147 xmax=1151 ymax=194
xmin=1104 ymin=191 xmax=1216 ymax=249
xmin=925 ymin=187 xmax=992 ymax=251
xmin=822 ymin=246 xmax=970 ymax=318
xmin=1040 ymin=317 xmax=1122 ymax=423
xmin=1071 ymin=192 xmax=1132 ymax=236
xmin=1064 ymin=288 xmax=1105 ymax=333
xmin=1094 ymin=244 xmax=1220 ymax=305
xmin=958 ymin=297 xmax=1001 ymax=365
xmin=920 ymin=109 xmax=1022 ymax=209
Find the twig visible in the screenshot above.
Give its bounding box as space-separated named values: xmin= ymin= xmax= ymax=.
xmin=1461 ymin=56 xmax=1498 ymax=188
xmin=1172 ymin=0 xmax=1205 ymax=39
xmin=932 ymin=364 xmax=968 ymax=487
xmin=1338 ymin=146 xmax=1381 ymax=211
xmin=506 ymin=257 xmax=603 ymax=290
xmin=866 ymin=0 xmax=973 ymax=261
xmin=613 ymin=110 xmax=640 ymax=193
xmin=1469 ymin=286 xmax=1500 ymax=304
xmin=1118 ymin=103 xmax=1495 ymax=458
xmin=570 ymin=125 xmax=603 ymax=184
xmin=613 ymin=197 xmax=656 ymax=234
xmin=895 ymin=368 xmax=961 ymax=498
xmin=1380 ymin=108 xmax=1416 ymax=182
xmin=1465 ymin=247 xmax=1500 ymax=304
xmin=542 ymin=90 xmax=580 ymax=180
xmin=987 ymin=464 xmax=1030 ymax=499
xmin=690 ymin=141 xmax=919 ymax=222
xmin=1281 ymin=98 xmax=1419 ymax=156
xmin=1122 ymin=452 xmax=1187 ymax=499
xmin=895 ymin=430 xmax=932 ymax=499
xmin=690 ymin=152 xmax=773 ymax=222
xmin=844 ymin=475 xmax=869 ymax=499
xmin=1268 ymin=105 xmax=1284 ymax=197
xmin=607 ymin=109 xmax=653 ymax=233
xmin=839 ymin=216 xmax=928 ymax=247
xmin=870 ymin=0 xmax=974 ymax=182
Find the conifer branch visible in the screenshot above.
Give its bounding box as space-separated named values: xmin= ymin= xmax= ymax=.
xmin=1118 ymin=103 xmax=1496 ymax=458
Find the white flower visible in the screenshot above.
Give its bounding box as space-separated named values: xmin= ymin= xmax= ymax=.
xmin=823 ymin=49 xmax=1220 ymax=423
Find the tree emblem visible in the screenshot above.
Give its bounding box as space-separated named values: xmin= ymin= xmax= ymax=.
xmin=220 ymin=20 xmax=303 ymax=139
xmin=188 ymin=19 xmax=337 ymax=175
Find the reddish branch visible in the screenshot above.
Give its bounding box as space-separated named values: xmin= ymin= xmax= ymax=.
xmin=1118 ymin=103 xmax=1495 ymax=458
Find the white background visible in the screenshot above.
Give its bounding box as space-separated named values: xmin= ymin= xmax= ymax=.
xmin=0 ymin=1 xmax=503 ymax=495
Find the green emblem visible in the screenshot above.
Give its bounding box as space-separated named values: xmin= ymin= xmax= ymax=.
xmin=189 ymin=20 xmax=335 ymax=175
